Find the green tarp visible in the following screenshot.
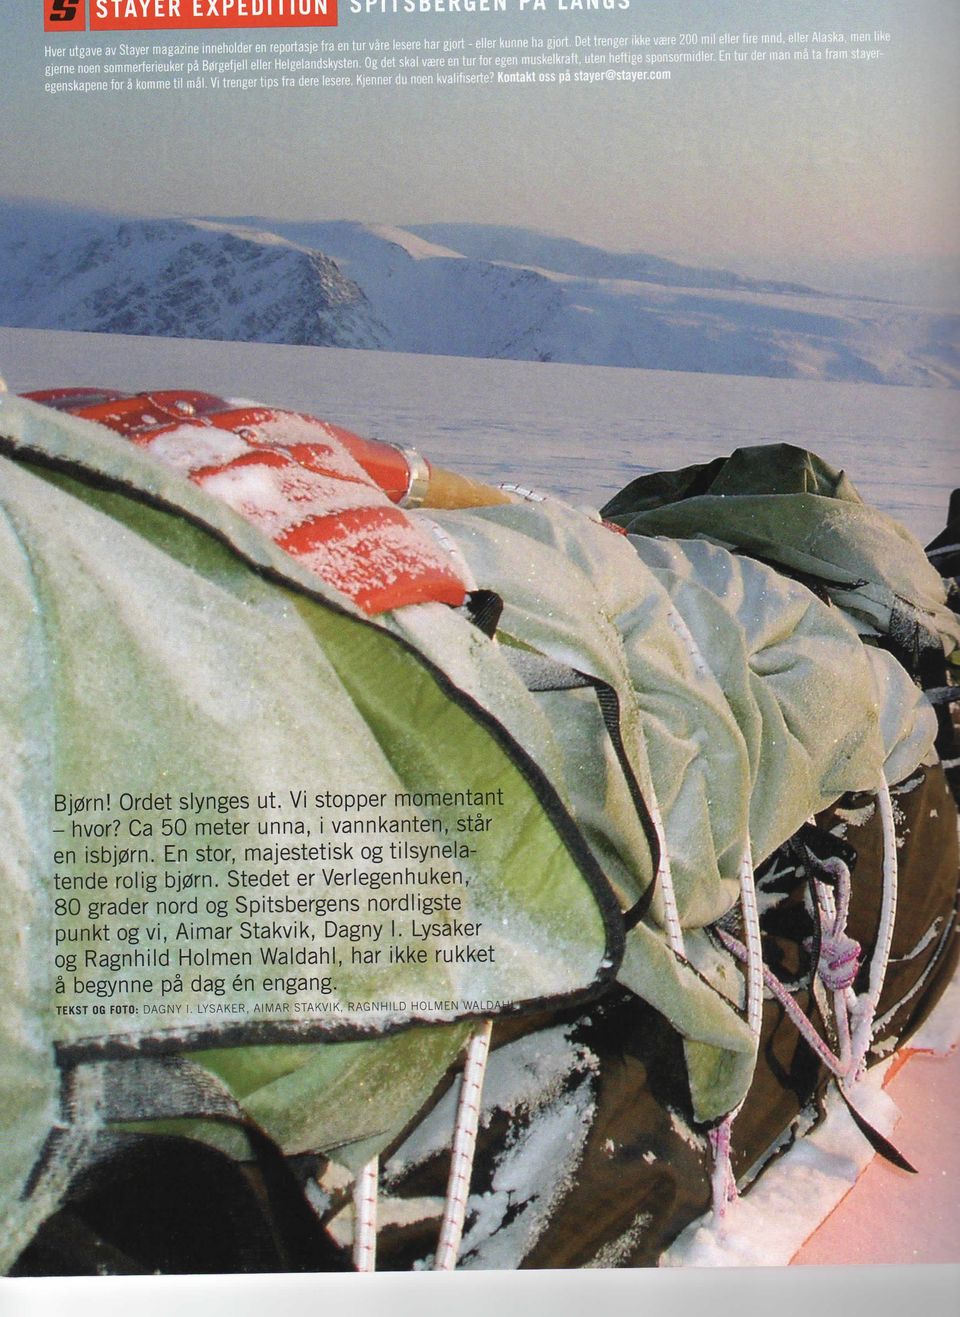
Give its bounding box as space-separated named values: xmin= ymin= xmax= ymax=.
xmin=0 ymin=394 xmax=619 ymax=1267
xmin=0 ymin=403 xmax=947 ymax=1266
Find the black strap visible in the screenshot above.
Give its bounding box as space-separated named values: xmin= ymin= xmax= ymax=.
xmin=464 ymin=589 xmax=504 ymax=639
xmin=502 ymin=648 xmax=662 ymax=930
xmin=839 ymin=1086 xmax=917 ymax=1173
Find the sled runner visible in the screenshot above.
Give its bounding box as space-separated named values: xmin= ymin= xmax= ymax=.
xmin=1 ymin=385 xmax=957 ymax=1272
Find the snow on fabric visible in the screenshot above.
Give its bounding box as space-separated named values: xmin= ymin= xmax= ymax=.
xmin=26 ymin=391 xmax=469 ymax=615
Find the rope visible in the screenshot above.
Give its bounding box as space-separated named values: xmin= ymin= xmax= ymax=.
xmin=709 ymin=844 xmax=763 ymax=1222
xmin=811 ymin=865 xmax=857 ymax=1074
xmin=739 ymin=844 xmax=764 ymax=1040
xmin=350 ymin=1027 xmax=497 ymax=1273
xmin=708 ymin=1121 xmax=737 ymax=1218
xmin=433 ymin=1019 xmax=494 ymax=1271
xmin=847 ymin=780 xmax=898 ymax=1079
xmin=713 ymin=780 xmax=899 ymax=1100
xmin=643 ymin=781 xmax=685 ymax=958
xmin=716 ymin=927 xmax=848 ymax=1076
xmin=352 ymin=1157 xmax=379 ymax=1272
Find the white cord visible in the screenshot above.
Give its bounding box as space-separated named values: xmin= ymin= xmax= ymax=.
xmin=710 ymin=843 xmax=763 ymax=1224
xmin=643 ymin=779 xmax=686 ymax=958
xmin=352 ymin=1157 xmax=379 ymax=1272
xmin=848 ymin=780 xmax=899 ymax=1077
xmin=433 ymin=1020 xmax=494 ymax=1270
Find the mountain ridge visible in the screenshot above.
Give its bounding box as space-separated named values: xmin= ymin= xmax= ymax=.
xmin=0 ymin=199 xmax=955 ymax=387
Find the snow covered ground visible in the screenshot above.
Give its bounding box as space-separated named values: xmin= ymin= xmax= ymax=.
xmin=662 ymin=968 xmax=960 ymax=1269
xmin=1 ymin=326 xmax=956 ymax=544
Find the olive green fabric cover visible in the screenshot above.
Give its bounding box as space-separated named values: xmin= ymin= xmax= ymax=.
xmin=416 ymin=497 xmax=935 ymax=1116
xmin=0 ymin=394 xmax=617 ymax=1267
xmin=601 ymin=443 xmax=960 ymax=654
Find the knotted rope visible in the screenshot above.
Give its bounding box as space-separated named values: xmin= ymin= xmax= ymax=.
xmin=708 ymin=780 xmax=900 ymax=1225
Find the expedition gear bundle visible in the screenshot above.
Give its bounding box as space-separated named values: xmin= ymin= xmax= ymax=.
xmin=1 ymin=386 xmax=956 ymax=1273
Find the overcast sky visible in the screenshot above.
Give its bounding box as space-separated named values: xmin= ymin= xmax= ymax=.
xmin=5 ymin=0 xmax=959 ymax=303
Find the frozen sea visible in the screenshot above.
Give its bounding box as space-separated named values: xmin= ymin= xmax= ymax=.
xmin=1 ymin=327 xmax=957 ymax=544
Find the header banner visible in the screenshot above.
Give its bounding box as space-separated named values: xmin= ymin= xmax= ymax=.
xmin=59 ymin=1 xmax=340 ymax=32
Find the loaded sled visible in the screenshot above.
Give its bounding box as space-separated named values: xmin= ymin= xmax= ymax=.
xmin=0 ymin=383 xmax=957 ymax=1273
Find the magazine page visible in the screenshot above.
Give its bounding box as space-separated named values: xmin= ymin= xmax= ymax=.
xmin=1 ymin=0 xmax=958 ymax=1293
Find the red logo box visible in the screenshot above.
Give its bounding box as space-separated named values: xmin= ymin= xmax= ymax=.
xmin=44 ymin=0 xmax=86 ymax=31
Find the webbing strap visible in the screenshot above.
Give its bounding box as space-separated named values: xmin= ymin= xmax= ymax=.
xmin=501 ymin=649 xmax=660 ymax=929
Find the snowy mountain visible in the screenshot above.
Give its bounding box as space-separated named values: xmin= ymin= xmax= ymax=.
xmin=0 ymin=202 xmax=383 ymax=350
xmin=408 ymin=223 xmax=823 ymax=296
xmin=1 ymin=199 xmax=957 ymax=386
